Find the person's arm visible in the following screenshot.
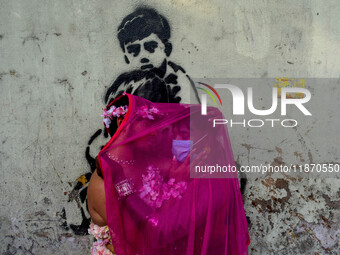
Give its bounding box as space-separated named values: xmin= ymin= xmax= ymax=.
xmin=87 ymin=169 xmax=107 ymax=226
xmin=111 ymin=162 xmax=155 ymax=224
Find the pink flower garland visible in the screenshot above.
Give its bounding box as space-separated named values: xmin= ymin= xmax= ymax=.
xmin=101 ymin=105 xmax=128 ymax=128
xmin=139 ymin=166 xmax=188 ymax=209
xmin=88 ymin=222 xmax=114 ymax=255
xmin=136 ymin=105 xmax=161 ymax=120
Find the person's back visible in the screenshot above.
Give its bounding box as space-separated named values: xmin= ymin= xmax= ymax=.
xmin=88 ymin=94 xmax=250 ymax=254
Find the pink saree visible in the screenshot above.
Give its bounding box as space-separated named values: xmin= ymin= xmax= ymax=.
xmin=98 ymin=93 xmax=250 ymax=255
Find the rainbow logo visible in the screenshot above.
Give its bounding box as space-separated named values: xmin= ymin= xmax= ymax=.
xmin=196 ymin=82 xmax=223 ymax=106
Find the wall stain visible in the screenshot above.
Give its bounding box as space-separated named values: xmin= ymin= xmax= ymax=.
xmin=57 ymin=79 xmax=74 ymax=93
xmin=294 ymin=151 xmax=305 ymax=162
xmin=252 ymin=178 xmax=291 ymax=213
xmin=322 ymin=194 xmax=340 ymax=210
xmin=22 ymin=34 xmax=39 ymax=45
xmin=271 ymin=156 xmax=284 ymax=166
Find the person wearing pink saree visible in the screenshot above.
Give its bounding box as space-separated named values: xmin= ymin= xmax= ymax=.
xmin=88 ymin=93 xmax=250 ymax=254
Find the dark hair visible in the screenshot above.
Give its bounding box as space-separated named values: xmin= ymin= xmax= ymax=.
xmin=106 ymin=94 xmax=130 ymax=136
xmin=95 ymin=156 xmax=103 ymax=178
xmin=105 ymin=70 xmax=178 ymax=105
xmin=117 ymin=7 xmax=172 ymax=56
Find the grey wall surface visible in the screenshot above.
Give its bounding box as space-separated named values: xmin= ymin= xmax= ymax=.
xmin=0 ymin=0 xmax=339 ymax=254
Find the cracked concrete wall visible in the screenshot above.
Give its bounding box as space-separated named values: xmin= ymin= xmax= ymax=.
xmin=0 ymin=0 xmax=339 ymax=254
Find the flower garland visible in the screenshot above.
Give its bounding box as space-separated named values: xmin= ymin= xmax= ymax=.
xmin=139 ymin=165 xmax=188 ymax=209
xmin=136 ymin=105 xmax=161 ymax=120
xmin=88 ymin=222 xmax=114 ymax=255
xmin=101 ymin=101 xmax=164 ymax=129
xmin=101 ymin=105 xmax=128 ymax=128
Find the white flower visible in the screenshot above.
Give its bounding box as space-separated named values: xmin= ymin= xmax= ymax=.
xmin=103 ymin=118 xmax=111 ymax=128
xmin=106 ymin=105 xmax=116 ymax=116
xmin=149 ymin=107 xmax=160 ymax=114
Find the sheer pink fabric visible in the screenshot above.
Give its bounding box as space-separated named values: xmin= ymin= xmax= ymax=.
xmin=98 ymin=94 xmax=250 ymax=255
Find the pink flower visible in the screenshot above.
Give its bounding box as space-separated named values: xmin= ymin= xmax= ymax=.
xmin=148 ymin=216 xmax=159 ymax=227
xmin=168 ymin=178 xmax=175 ymax=185
xmin=88 ymin=222 xmax=110 ymax=240
xmin=115 ymin=106 xmax=127 ymax=116
xmin=106 ymin=105 xmax=116 ymax=116
xmin=103 ymin=118 xmax=111 ymax=128
xmin=149 ymin=107 xmax=160 ymax=114
xmin=101 ymin=105 xmax=128 ymax=128
xmin=136 ymin=105 xmax=160 ymax=120
xmin=101 ymin=111 xmax=108 ymax=118
xmin=138 ymin=165 xmax=187 ymax=209
xmin=89 ymin=222 xmax=112 ymax=255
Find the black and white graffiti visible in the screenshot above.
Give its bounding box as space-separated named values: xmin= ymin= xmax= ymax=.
xmin=106 ymin=7 xmax=200 ymax=104
xmin=67 ymin=6 xmax=201 ymax=235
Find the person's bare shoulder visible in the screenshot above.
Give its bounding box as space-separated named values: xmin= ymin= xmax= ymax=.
xmin=87 ymin=169 xmax=107 ymax=226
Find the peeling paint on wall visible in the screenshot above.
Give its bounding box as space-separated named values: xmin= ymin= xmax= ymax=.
xmin=0 ymin=1 xmax=339 ymax=254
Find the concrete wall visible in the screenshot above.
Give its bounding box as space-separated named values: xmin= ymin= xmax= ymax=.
xmin=0 ymin=0 xmax=339 ymax=254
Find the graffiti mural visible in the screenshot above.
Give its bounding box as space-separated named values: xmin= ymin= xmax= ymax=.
xmin=66 ymin=6 xmax=246 ymax=235
xmin=66 ymin=6 xmax=202 ymax=235
xmin=105 ymin=7 xmax=200 ymax=104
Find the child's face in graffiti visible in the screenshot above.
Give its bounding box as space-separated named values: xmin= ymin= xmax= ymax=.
xmin=124 ymin=33 xmax=167 ymax=71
